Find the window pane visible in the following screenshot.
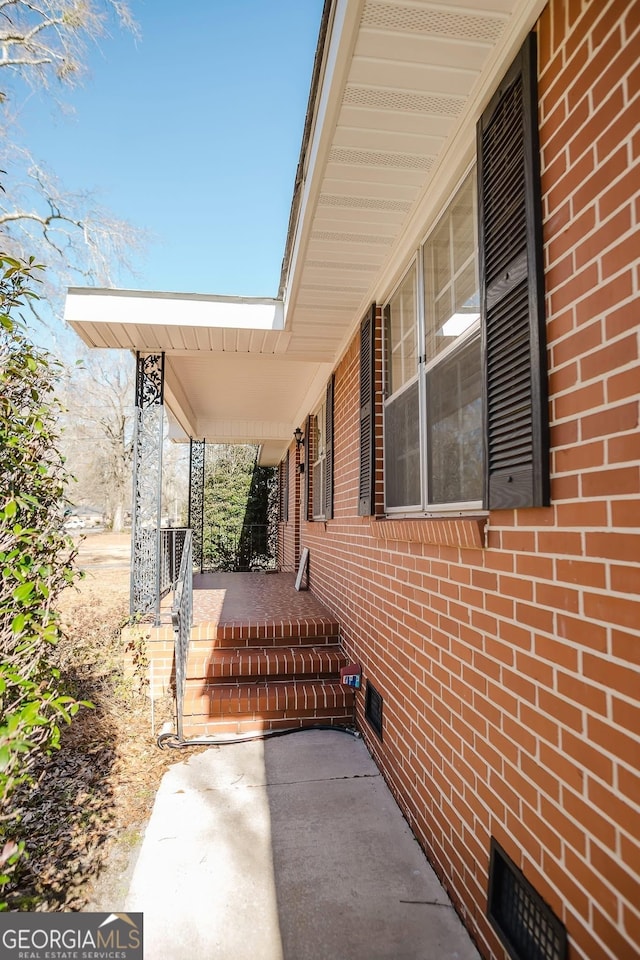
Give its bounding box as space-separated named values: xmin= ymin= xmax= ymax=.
xmin=385 ymin=265 xmax=417 ymax=395
xmin=313 ymin=402 xmax=327 ymax=518
xmin=384 ymin=380 xmax=421 ymax=509
xmin=451 ymin=182 xmax=476 ymax=274
xmin=431 ymin=219 xmax=451 ymax=293
xmin=424 ymin=173 xmax=479 ymax=362
xmin=313 ymin=459 xmax=325 ymax=518
xmin=427 ymin=335 xmax=483 ymax=504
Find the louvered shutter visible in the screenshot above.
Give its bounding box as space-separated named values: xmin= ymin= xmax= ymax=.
xmin=325 ymin=375 xmax=335 ymax=520
xmin=304 ymin=413 xmax=312 ymax=521
xmin=478 ymin=33 xmax=549 ymax=510
xmin=358 ymin=305 xmax=376 ymax=516
xmin=279 ymin=451 xmax=289 ymax=522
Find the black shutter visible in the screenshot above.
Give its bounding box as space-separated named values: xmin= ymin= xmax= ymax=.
xmin=325 ymin=375 xmax=335 ymax=520
xmin=478 ymin=33 xmax=549 ymax=510
xmin=279 ymin=450 xmax=289 ymax=522
xmin=304 ymin=412 xmax=312 ymax=521
xmin=358 ymin=304 xmax=376 ymax=516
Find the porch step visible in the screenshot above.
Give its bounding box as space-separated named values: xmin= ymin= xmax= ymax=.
xmin=184 ymin=679 xmax=354 ymax=721
xmin=189 ymin=616 xmax=340 ymax=648
xmin=189 ymin=644 xmax=349 ymax=682
xmin=182 ymin=629 xmax=354 ymax=737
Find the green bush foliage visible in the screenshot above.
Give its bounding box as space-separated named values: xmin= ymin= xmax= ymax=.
xmin=203 ymin=444 xmax=277 ymax=571
xmin=0 ymin=255 xmax=83 ymax=907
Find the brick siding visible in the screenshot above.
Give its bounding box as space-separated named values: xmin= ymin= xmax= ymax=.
xmin=278 ymin=437 xmax=300 ymax=573
xmin=283 ymin=2 xmax=640 ymax=957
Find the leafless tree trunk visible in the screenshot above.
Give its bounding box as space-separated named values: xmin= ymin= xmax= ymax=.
xmin=59 ymin=351 xmax=135 ymax=531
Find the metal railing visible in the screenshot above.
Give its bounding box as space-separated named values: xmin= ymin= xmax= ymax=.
xmin=159 ymin=527 xmax=188 ymax=598
xmin=132 ymin=527 xmax=188 ymax=624
xmin=171 ymin=529 xmax=193 ymax=742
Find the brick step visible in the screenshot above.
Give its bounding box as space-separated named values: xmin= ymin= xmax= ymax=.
xmin=181 ymin=714 xmax=353 ymax=738
xmin=188 ymin=644 xmax=348 ymax=682
xmin=182 ymin=679 xmax=355 ymax=730
xmin=189 ymin=618 xmax=340 ymax=648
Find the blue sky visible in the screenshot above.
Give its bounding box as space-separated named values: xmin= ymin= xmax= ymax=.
xmin=10 ymin=0 xmax=324 ymax=298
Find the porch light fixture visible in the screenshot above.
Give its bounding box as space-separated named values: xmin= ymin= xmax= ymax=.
xmin=293 ymin=427 xmax=305 ymax=449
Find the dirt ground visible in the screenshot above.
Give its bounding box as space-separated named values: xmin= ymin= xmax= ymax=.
xmin=6 ymin=531 xmax=182 ymax=912
xmin=74 ymin=532 xmax=177 ymax=912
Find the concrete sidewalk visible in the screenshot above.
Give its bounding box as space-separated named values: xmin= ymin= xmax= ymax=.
xmin=126 ymin=729 xmax=480 ymax=960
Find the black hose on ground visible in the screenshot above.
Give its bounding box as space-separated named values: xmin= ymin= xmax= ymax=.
xmin=157 ymin=723 xmax=360 ymax=750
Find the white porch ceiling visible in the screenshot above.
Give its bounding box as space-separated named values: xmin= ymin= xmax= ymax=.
xmin=66 ymin=0 xmax=544 ymax=466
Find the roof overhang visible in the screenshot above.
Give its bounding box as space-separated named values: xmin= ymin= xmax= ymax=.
xmin=66 ymin=0 xmax=547 ymax=466
xmin=65 ymin=288 xmax=331 ymax=466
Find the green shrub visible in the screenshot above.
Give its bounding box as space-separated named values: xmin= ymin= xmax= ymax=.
xmin=0 ymin=255 xmax=84 ymax=907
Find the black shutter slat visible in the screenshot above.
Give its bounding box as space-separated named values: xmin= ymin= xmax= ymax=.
xmin=358 ymin=304 xmax=376 ymax=516
xmin=482 ymin=77 xmax=528 ymax=286
xmin=479 ymin=33 xmax=550 ymax=510
xmin=325 ymin=375 xmax=334 ymax=520
xmin=284 ymin=450 xmax=289 ymax=522
xmin=304 ymin=413 xmax=312 ymax=521
xmin=279 ymin=452 xmax=289 ymax=522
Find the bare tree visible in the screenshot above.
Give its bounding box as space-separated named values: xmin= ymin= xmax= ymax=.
xmin=0 ymin=146 xmax=148 ymax=293
xmin=0 ymin=1 xmax=146 ymax=300
xmin=60 ymin=350 xmax=135 ymax=532
xmin=0 ymin=0 xmax=137 ymax=91
xmin=162 ymin=441 xmax=189 ymax=527
xmin=60 ymin=351 xmax=191 ymax=533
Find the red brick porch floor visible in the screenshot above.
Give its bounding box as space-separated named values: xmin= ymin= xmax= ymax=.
xmin=158 ymin=571 xmax=336 ymax=630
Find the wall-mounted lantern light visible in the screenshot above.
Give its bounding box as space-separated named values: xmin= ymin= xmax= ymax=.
xmin=293 ymin=427 xmax=305 ymax=450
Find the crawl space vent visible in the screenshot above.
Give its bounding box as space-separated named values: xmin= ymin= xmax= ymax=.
xmin=365 ymin=681 xmax=383 ymax=740
xmin=487 ymin=839 xmax=567 ymax=960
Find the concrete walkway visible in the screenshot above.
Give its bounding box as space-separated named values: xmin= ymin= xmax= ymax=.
xmin=126 ymin=729 xmax=480 ymax=960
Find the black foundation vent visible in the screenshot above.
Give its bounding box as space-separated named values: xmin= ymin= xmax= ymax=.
xmin=488 ymin=839 xmax=567 ymax=960
xmin=365 ymin=681 xmax=383 ymax=740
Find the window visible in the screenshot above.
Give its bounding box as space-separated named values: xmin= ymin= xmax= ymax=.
xmin=384 ymin=171 xmax=482 ymax=513
xmin=358 ymin=305 xmax=376 ymax=517
xmin=424 ymin=173 xmax=483 ymax=505
xmin=382 ymin=33 xmax=548 ymax=515
xmin=309 ymin=376 xmax=334 ymax=521
xmin=312 ymin=398 xmax=327 ymax=519
xmin=384 ymin=265 xmax=421 ymax=510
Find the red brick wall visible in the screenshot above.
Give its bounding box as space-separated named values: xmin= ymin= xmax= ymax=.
xmin=278 ymin=441 xmax=301 ymax=573
xmin=299 ymin=2 xmax=640 ymax=958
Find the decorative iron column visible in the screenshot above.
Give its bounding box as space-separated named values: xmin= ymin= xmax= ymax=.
xmin=188 ymin=438 xmax=205 ymax=573
xmin=130 ymin=352 xmax=165 ymax=622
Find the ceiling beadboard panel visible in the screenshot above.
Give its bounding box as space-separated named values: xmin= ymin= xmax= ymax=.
xmin=287 ymin=0 xmax=515 ymax=365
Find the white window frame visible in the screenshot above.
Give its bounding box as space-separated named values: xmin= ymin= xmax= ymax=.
xmin=312 ymin=398 xmax=327 ymax=520
xmin=383 ymin=167 xmax=484 ymax=517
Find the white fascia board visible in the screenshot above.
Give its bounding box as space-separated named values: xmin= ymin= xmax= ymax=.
xmin=282 ymin=0 xmax=365 ymax=327
xmin=65 ymin=287 xmax=284 ymax=331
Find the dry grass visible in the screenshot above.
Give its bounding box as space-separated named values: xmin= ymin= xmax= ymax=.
xmin=5 ymin=537 xmax=178 ymax=911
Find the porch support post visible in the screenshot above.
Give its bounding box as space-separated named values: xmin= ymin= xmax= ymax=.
xmin=130 ymin=352 xmax=165 ymax=623
xmin=188 ymin=438 xmax=205 ymax=574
